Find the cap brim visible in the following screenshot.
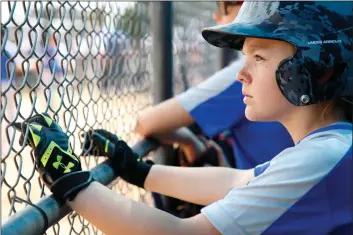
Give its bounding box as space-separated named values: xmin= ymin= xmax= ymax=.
xmin=202 ymin=23 xmax=245 ymax=50
xmin=202 ymin=22 xmax=285 ymax=51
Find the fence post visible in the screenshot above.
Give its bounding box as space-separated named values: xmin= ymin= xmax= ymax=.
xmin=150 ymin=1 xmax=173 ymax=104
xmin=219 ymin=47 xmax=236 ymax=69
xmin=149 ymin=1 xmax=174 ymax=165
xmin=149 ymin=1 xmax=176 ymax=211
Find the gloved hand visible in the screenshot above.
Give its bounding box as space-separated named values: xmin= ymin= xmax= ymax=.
xmin=82 ymin=129 xmax=153 ymax=188
xmin=15 ymin=113 xmax=94 ymax=201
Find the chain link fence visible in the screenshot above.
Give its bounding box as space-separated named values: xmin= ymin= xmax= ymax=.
xmin=1 ymin=1 xmax=219 ymax=234
xmin=173 ymin=2 xmax=220 ymax=95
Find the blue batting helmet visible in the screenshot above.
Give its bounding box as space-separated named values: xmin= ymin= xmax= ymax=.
xmin=202 ymin=1 xmax=353 ymax=106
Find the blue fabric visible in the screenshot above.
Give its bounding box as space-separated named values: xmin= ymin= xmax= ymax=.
xmin=254 ymin=161 xmax=270 ymax=177
xmin=263 ymin=124 xmax=352 ymax=235
xmin=230 ymin=120 xmax=293 ymax=169
xmin=1 ymin=49 xmax=10 ymax=81
xmin=263 ymin=146 xmax=352 ymax=235
xmin=299 ymin=123 xmax=353 ymax=143
xmin=44 ymin=46 xmax=62 ymax=74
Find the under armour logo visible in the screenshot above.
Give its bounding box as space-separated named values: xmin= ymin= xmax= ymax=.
xmin=53 ymin=155 xmax=74 ymax=173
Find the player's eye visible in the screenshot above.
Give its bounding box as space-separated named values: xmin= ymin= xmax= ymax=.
xmin=254 ymin=55 xmax=265 ymax=61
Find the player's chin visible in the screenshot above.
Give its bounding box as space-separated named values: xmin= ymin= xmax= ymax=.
xmin=245 ymin=107 xmax=257 ymax=121
xmin=245 ymin=107 xmax=274 ymax=122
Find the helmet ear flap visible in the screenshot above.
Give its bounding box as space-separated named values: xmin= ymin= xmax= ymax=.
xmin=276 ymin=55 xmax=314 ymax=106
xmin=276 ymin=52 xmax=350 ymax=107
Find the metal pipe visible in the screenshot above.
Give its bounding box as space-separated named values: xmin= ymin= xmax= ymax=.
xmin=148 ymin=1 xmax=175 ymax=211
xmin=150 ymin=1 xmax=173 ymax=104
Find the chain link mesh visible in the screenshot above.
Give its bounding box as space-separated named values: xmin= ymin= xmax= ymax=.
xmin=173 ymin=2 xmax=219 ymax=95
xmin=1 ymin=1 xmax=153 ymax=234
xmin=1 ymin=1 xmax=219 ymax=234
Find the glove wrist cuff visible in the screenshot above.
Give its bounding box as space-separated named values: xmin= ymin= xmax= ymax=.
xmin=120 ymin=161 xmax=153 ymax=189
xmin=51 ymin=171 xmax=94 ymax=201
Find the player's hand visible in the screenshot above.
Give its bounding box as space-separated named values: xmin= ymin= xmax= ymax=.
xmin=15 ymin=113 xmax=93 ymax=201
xmin=16 ymin=113 xmax=81 ymax=183
xmin=82 ymin=129 xmax=153 ymax=188
xmin=82 ymin=129 xmax=124 ymax=158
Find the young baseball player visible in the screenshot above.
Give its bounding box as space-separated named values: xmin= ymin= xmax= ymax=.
xmin=18 ymin=2 xmax=352 ymax=234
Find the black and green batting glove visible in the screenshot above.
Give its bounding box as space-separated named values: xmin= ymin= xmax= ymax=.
xmin=82 ymin=129 xmax=153 ymax=188
xmin=16 ymin=113 xmax=94 ymax=201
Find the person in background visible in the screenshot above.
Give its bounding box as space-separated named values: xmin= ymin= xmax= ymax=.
xmin=134 ymin=1 xmax=294 ymax=170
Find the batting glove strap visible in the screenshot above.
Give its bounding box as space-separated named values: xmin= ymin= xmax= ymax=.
xmin=51 ymin=171 xmax=94 ymax=201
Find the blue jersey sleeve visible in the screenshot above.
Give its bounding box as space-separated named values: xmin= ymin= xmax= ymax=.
xmin=176 ymin=58 xmax=245 ymax=138
xmin=1 ymin=51 xmax=9 ymax=80
xmin=201 ymin=128 xmax=352 ymax=235
xmin=1 ymin=49 xmax=16 ymax=81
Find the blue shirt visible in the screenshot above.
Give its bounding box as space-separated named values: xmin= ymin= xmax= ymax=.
xmin=1 ymin=49 xmax=16 ymax=82
xmin=44 ymin=45 xmax=63 ymax=74
xmin=201 ymin=122 xmax=352 ymax=234
xmin=1 ymin=51 xmax=8 ymax=81
xmin=176 ymin=56 xmax=294 ymax=169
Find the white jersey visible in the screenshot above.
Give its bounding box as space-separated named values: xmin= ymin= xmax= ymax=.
xmin=201 ymin=122 xmax=352 ymax=234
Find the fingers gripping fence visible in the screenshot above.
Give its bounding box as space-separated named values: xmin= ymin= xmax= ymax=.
xmin=1 ymin=1 xmax=156 ymax=234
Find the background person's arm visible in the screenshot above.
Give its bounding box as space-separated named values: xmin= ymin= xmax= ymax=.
xmin=135 ymin=97 xmax=194 ymax=136
xmin=135 ymin=98 xmax=208 ymax=163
